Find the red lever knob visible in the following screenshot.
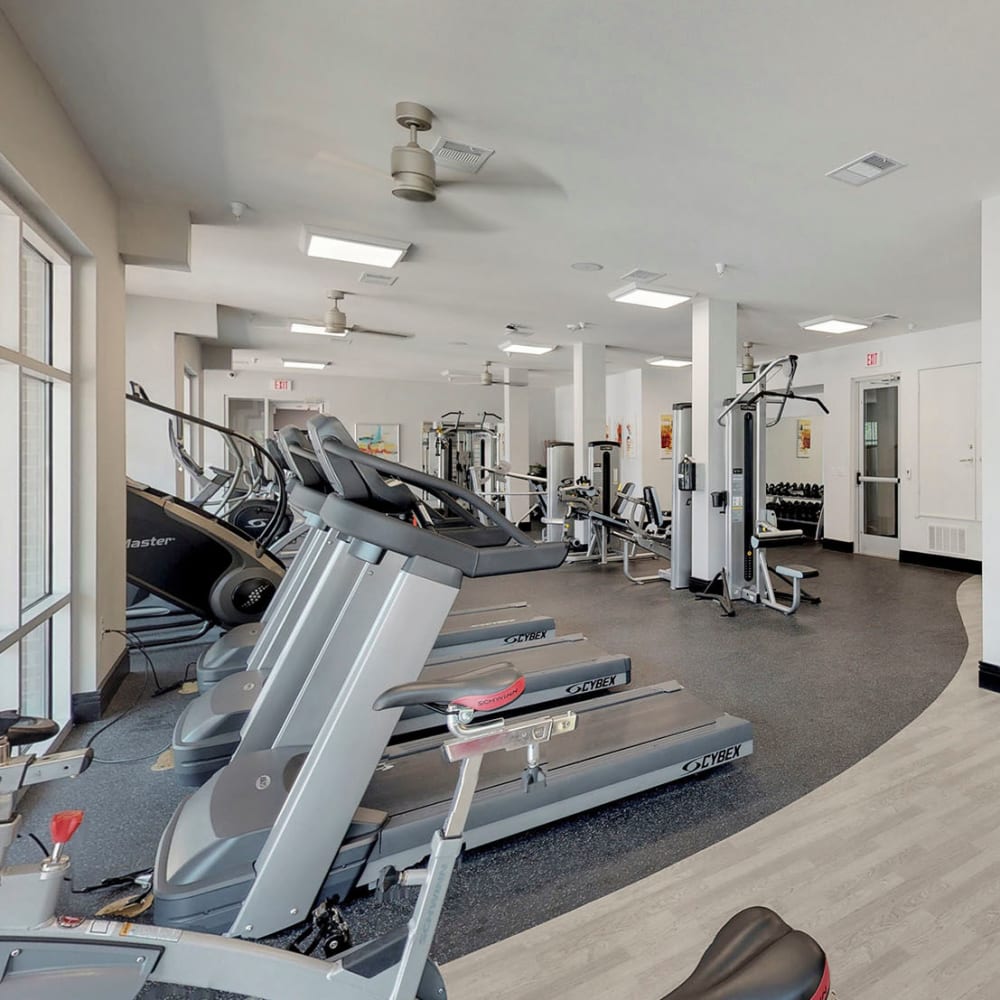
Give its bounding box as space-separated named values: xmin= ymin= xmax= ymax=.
xmin=50 ymin=810 xmax=84 ymax=844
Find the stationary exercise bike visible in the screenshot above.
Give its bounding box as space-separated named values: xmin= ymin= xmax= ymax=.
xmin=0 ymin=684 xmax=830 ymax=999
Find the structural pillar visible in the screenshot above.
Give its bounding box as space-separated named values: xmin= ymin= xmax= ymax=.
xmin=981 ymin=197 xmax=1000 ymax=681
xmin=502 ymin=366 xmax=530 ymax=525
xmin=690 ymin=298 xmax=738 ymax=583
xmin=573 ymin=342 xmax=606 ymax=479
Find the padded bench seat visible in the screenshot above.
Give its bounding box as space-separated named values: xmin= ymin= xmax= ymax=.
xmin=775 ymin=564 xmax=819 ymax=581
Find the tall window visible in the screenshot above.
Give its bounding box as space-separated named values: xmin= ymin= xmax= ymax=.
xmin=0 ymin=197 xmax=71 ymax=733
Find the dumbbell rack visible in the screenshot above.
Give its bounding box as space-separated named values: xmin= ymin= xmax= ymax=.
xmin=765 ymin=484 xmax=824 ymax=541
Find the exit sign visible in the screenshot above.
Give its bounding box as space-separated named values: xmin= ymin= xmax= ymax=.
xmin=272 ymin=378 xmax=293 ymax=391
xmin=865 ymin=351 xmax=881 ymax=368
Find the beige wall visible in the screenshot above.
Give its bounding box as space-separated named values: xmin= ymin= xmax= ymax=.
xmin=0 ymin=12 xmax=125 ymax=693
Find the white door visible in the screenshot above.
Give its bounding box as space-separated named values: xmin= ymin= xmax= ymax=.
xmin=857 ymin=376 xmax=900 ymax=558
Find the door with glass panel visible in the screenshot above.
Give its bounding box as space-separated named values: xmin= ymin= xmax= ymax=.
xmin=857 ymin=376 xmax=900 ymax=559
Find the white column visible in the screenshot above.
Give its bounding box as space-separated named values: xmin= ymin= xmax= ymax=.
xmin=502 ymin=367 xmax=530 ymax=525
xmin=690 ymin=298 xmax=738 ymax=582
xmin=573 ymin=342 xmax=606 ymax=478
xmin=982 ymin=197 xmax=1000 ymax=668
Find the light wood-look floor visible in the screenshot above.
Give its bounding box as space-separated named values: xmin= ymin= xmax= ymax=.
xmin=444 ymin=577 xmax=989 ymax=1000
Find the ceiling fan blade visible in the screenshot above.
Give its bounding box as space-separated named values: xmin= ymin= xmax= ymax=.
xmin=351 ymin=325 xmax=415 ymax=340
xmin=496 ymin=379 xmax=529 ymax=387
xmin=395 ymin=198 xmax=500 ymax=233
xmin=312 ymin=149 xmax=389 ymax=182
xmin=436 ymin=159 xmax=567 ymax=199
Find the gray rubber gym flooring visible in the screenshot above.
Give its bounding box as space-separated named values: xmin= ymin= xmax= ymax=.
xmin=10 ymin=545 xmax=970 ymax=999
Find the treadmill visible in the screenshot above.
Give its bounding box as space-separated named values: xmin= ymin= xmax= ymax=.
xmin=154 ymin=434 xmax=753 ymax=937
xmin=171 ymin=419 xmax=623 ymax=787
xmin=195 ymin=426 xmax=556 ymax=691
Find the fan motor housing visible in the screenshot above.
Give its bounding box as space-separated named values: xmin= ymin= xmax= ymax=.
xmin=391 ymin=142 xmax=436 ymax=201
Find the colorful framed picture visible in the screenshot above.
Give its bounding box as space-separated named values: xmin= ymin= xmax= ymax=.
xmin=659 ymin=414 xmax=674 ymax=459
xmin=797 ymin=418 xmax=812 ymax=458
xmin=355 ymin=422 xmax=400 ymax=460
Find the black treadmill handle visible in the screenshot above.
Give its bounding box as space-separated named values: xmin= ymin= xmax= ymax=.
xmin=321 ymin=440 xmax=538 ymax=550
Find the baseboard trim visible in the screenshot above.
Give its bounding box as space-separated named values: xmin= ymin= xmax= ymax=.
xmin=71 ymin=645 xmax=130 ymax=723
xmin=899 ymin=549 xmax=982 ymax=575
xmin=979 ymin=661 xmax=1000 ymax=693
xmin=822 ymin=538 xmax=854 ymax=553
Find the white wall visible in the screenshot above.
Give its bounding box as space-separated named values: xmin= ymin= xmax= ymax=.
xmin=0 ymin=12 xmax=126 ymax=693
xmin=125 ymin=294 xmax=217 ymax=491
xmin=641 ymin=365 xmax=693 ymax=506
xmin=766 ymin=405 xmax=824 ymax=486
xmin=605 ymin=369 xmax=643 ymax=487
xmin=792 ymin=321 xmax=981 ymax=557
xmin=982 ymin=197 xmax=1000 ymax=665
xmin=202 ymin=368 xmax=555 ymax=474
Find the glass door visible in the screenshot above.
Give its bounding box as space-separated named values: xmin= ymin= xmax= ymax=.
xmin=857 ymin=377 xmax=900 ymax=559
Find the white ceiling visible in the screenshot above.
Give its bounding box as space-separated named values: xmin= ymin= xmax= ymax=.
xmin=2 ymin=0 xmax=996 ymax=383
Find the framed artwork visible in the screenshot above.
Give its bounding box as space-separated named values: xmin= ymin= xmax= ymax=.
xmin=797 ymin=418 xmax=812 ymax=458
xmin=659 ymin=414 xmax=674 ymax=459
xmin=355 ymin=422 xmax=400 ymax=460
xmin=624 ymin=418 xmax=636 ymax=458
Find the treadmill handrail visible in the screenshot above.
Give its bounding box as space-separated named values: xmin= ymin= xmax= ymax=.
xmin=320 ymin=438 xmax=538 ymax=546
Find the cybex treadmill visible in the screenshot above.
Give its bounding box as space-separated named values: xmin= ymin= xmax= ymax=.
xmin=154 ymin=437 xmax=753 ymax=938
xmin=172 ymin=420 xmax=624 ymax=787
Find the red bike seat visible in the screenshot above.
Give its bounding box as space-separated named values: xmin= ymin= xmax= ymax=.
xmin=663 ymin=907 xmax=829 ymax=1000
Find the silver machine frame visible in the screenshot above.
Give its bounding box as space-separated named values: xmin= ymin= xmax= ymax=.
xmin=0 ymin=685 xmax=577 ymax=1000
xmin=713 ymin=356 xmax=828 ymax=614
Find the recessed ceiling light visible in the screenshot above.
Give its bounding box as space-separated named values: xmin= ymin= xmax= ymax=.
xmin=826 ymin=151 xmax=905 ymax=186
xmin=499 ymin=340 xmax=556 ymax=355
xmin=609 ymin=283 xmax=692 ymax=310
xmin=282 ymin=359 xmax=330 ymax=370
xmin=799 ymin=315 xmax=871 ymax=334
xmin=647 ymin=357 xmax=692 ymax=368
xmin=571 ymin=261 xmax=603 ymax=271
xmin=301 ymin=226 xmax=411 ymax=268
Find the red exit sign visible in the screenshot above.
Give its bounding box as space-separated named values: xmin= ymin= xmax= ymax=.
xmin=272 ymin=378 xmax=293 ymax=391
xmin=865 ymin=351 xmax=881 ymax=368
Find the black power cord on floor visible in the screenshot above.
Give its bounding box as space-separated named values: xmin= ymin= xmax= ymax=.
xmin=85 ymin=629 xmax=187 ymax=764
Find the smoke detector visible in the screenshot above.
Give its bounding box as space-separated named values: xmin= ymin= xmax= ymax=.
xmin=827 ymin=152 xmax=906 ymax=186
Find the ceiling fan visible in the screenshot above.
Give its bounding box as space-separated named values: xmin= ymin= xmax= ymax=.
xmin=442 ymin=361 xmax=528 ymax=387
xmin=298 ymin=290 xmax=415 ymax=340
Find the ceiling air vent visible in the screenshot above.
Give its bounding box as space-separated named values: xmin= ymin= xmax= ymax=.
xmin=620 ymin=268 xmax=665 ymax=283
xmin=430 ymin=138 xmax=494 ymax=174
xmin=359 ymin=272 xmax=398 ymax=287
xmin=827 ymin=151 xmax=906 ymax=186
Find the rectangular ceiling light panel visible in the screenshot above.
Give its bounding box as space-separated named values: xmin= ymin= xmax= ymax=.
xmin=826 ymin=151 xmax=906 ymax=186
xmin=302 ymin=226 xmax=411 ymax=268
xmin=799 ymin=315 xmax=870 ymax=334
xmin=499 ymin=340 xmax=556 ymax=355
xmin=647 ymin=357 xmax=692 ymax=367
xmin=609 ymin=282 xmax=692 ymax=309
xmin=283 ymin=359 xmax=328 ymax=370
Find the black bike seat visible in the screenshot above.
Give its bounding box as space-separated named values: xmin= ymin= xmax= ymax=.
xmin=0 ymin=710 xmax=60 ymax=747
xmin=663 ymin=907 xmax=829 ymax=1000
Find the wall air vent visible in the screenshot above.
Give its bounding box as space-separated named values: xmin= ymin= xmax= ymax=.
xmin=359 ymin=272 xmax=398 ymax=287
xmin=430 ymin=139 xmax=495 ymax=173
xmin=620 ymin=268 xmax=665 ymax=283
xmin=928 ymin=524 xmax=967 ymax=556
xmin=827 ymin=151 xmax=906 ymax=186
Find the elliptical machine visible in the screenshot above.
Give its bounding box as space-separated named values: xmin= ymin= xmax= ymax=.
xmin=0 ymin=696 xmax=830 ymax=1000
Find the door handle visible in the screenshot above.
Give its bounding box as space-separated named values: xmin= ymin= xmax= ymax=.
xmin=959 ymin=458 xmax=975 ymax=463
